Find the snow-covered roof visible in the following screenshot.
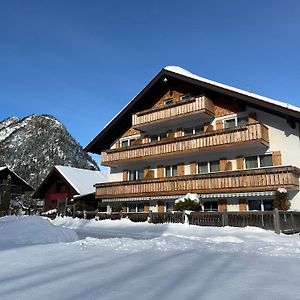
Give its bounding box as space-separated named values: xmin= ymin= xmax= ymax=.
xmin=0 ymin=166 xmax=34 ymax=190
xmin=55 ymin=166 xmax=107 ymax=195
xmin=164 ymin=66 xmax=300 ymax=114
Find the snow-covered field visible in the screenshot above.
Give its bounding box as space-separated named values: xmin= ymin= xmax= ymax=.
xmin=0 ymin=216 xmax=300 ymax=300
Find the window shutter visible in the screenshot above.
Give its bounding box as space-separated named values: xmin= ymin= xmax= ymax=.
xmin=225 ymin=161 xmax=232 ymax=171
xmin=218 ymin=200 xmax=227 ymax=212
xmin=190 ymin=162 xmax=197 ymax=174
xmin=215 ymin=120 xmax=223 ymax=130
xmin=123 ymin=170 xmax=128 ymax=181
xmin=175 ymin=128 xmax=182 ymax=138
xmin=144 ymin=202 xmax=150 ymax=213
xmin=167 ymin=130 xmax=175 ymax=140
xmin=248 ymin=113 xmax=257 ymax=124
xmin=236 ymin=156 xmax=244 ymax=170
xmin=115 ymin=140 xmax=120 ymax=149
xmin=272 ymin=151 xmax=282 ymax=166
xmin=220 ymin=158 xmax=227 ymax=171
xmin=204 ymin=123 xmax=214 ymax=132
xmin=122 ymin=203 xmax=127 ymax=213
xmin=143 ymin=135 xmax=150 ymax=144
xmin=239 ymin=199 xmax=247 ymax=211
xmin=157 ymin=165 xmax=164 ymax=178
xmin=177 ymin=163 xmax=185 ymax=176
xmin=144 ymin=166 xmax=150 ymax=178
xmin=158 ymin=201 xmax=165 ymax=212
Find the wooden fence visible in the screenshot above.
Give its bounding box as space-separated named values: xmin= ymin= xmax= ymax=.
xmin=68 ymin=209 xmax=300 ymax=234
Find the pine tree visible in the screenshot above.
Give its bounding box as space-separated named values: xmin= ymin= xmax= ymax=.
xmin=274 ymin=189 xmax=290 ymax=211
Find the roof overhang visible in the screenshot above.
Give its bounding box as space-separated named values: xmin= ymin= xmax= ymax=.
xmin=85 ymin=67 xmax=300 ymax=154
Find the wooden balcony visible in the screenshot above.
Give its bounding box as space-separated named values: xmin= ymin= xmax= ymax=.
xmin=95 ymin=166 xmax=300 ymax=199
xmin=102 ymin=123 xmax=269 ymax=166
xmin=132 ymin=96 xmax=215 ymax=130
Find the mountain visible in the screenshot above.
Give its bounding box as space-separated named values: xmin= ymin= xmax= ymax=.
xmin=0 ymin=114 xmax=98 ymax=188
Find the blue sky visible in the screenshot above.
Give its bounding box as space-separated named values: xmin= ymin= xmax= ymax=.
xmin=1 ymin=0 xmax=300 ymax=163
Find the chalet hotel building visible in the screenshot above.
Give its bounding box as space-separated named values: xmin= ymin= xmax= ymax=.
xmin=85 ymin=66 xmax=300 ymax=213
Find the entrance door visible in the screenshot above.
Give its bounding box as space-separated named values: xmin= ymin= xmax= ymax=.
xmin=158 ymin=201 xmax=165 ymax=213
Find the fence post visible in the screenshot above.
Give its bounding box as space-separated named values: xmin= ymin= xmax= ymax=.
xmin=274 ymin=208 xmax=280 ymax=234
xmin=182 ymin=211 xmax=186 ymax=224
xmin=291 ymin=211 xmax=295 ymax=234
xmin=149 ymin=210 xmax=153 ymax=223
xmin=222 ymin=209 xmax=228 ymax=227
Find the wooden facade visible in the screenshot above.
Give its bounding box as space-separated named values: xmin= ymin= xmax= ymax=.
xmin=102 ymin=123 xmax=269 ymax=166
xmin=132 ymin=96 xmax=215 ymax=129
xmin=95 ymin=166 xmax=300 ymax=199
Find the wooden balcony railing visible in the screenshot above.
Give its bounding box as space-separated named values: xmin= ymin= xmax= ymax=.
xmin=132 ymin=96 xmax=215 ymax=129
xmin=95 ymin=166 xmax=300 ymax=199
xmin=102 ymin=123 xmax=269 ymax=166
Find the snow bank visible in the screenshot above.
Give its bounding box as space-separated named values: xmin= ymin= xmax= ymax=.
xmin=0 ymin=216 xmax=78 ymax=249
xmin=53 ymin=217 xmax=300 ymax=258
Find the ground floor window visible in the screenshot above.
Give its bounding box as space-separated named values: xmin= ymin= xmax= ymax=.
xmin=248 ymin=199 xmax=274 ymax=211
xmin=204 ymin=201 xmax=218 ymax=212
xmin=128 ymin=202 xmax=144 ymax=212
xmin=166 ymin=202 xmax=174 ymax=212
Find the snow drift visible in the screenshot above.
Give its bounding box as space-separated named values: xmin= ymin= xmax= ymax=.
xmin=0 ymin=216 xmax=78 ymax=249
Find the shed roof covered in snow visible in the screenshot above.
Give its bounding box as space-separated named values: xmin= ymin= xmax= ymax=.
xmin=85 ymin=66 xmax=300 ymax=154
xmin=32 ymin=166 xmax=107 ymax=198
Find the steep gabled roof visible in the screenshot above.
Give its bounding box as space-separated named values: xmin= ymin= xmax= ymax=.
xmin=0 ymin=166 xmax=34 ymax=191
xmin=32 ymin=166 xmax=107 ymax=198
xmin=85 ymin=66 xmax=300 ymax=154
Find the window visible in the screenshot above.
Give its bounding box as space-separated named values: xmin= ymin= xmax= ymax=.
xmin=248 ymin=200 xmax=274 ymax=211
xmin=195 ymin=125 xmax=204 ymax=134
xmin=210 ymin=160 xmax=220 ymax=172
xmin=183 ymin=127 xmax=193 ymax=136
xmin=128 ymin=169 xmax=144 ymax=181
xmin=137 ymin=203 xmax=144 ymax=212
xmin=150 ymin=135 xmax=159 ymax=143
xmin=180 ymin=94 xmax=191 ymax=101
xmin=129 ymin=139 xmax=135 ymax=146
xmin=204 ymin=201 xmax=218 ymax=211
xmin=245 ymin=154 xmax=273 ymax=169
xmin=160 ymin=132 xmax=167 ymax=141
xmin=164 ymin=99 xmax=173 ymax=105
xmin=237 ymin=116 xmax=248 ymax=126
xmin=248 ymin=200 xmax=261 ymax=211
xmin=121 ymin=140 xmax=129 ymax=148
xmin=128 ymin=203 xmax=136 ymax=212
xmin=198 ymin=162 xmax=208 ymax=174
xmin=165 ymin=165 xmax=177 ymax=177
xmin=198 ymin=161 xmax=220 ymax=173
xmin=245 ymin=156 xmax=258 ymax=169
xmin=166 ymin=202 xmax=174 ymax=212
xmin=224 ymin=116 xmax=248 ymax=129
xmin=259 ymin=154 xmax=273 ymax=167
xmin=224 ymin=118 xmax=236 ymax=129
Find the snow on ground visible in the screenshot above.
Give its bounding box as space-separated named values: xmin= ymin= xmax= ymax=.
xmin=0 ymin=216 xmax=299 ymax=300
xmin=0 ymin=216 xmax=78 ymax=250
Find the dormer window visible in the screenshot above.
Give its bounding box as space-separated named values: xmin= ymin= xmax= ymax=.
xmin=180 ymin=94 xmax=191 ymax=101
xmin=164 ymin=99 xmax=173 ymax=105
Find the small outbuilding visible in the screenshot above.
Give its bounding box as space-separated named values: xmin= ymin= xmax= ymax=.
xmin=32 ymin=166 xmax=107 ymax=213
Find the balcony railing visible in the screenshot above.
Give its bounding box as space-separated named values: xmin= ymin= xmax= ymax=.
xmin=102 ymin=123 xmax=269 ymax=166
xmin=95 ymin=166 xmax=300 ymax=199
xmin=132 ymin=96 xmax=215 ymax=129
